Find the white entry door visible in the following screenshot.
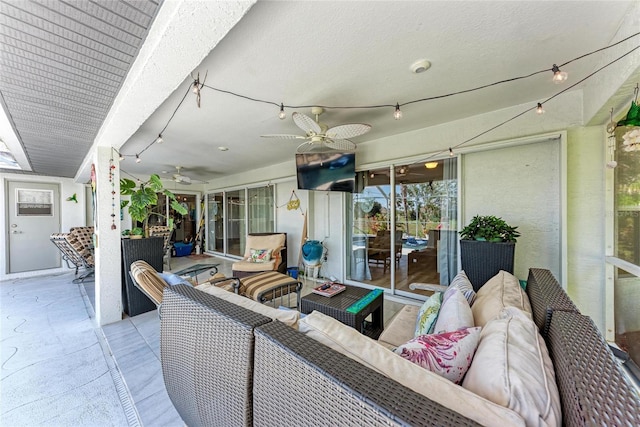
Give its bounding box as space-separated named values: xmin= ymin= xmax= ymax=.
xmin=7 ymin=181 xmax=61 ymax=273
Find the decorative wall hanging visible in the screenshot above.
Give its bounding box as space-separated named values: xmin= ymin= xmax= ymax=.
xmin=66 ymin=193 xmax=78 ymax=203
xmin=109 ymin=156 xmax=117 ymax=230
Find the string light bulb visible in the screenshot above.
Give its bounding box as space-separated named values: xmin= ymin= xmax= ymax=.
xmin=370 ymin=172 xmax=375 ymax=179
xmin=394 ymin=103 xmax=403 ymax=120
xmin=449 ymin=147 xmax=454 ymax=157
xmin=551 ymin=64 xmax=568 ymax=84
xmin=135 ymin=154 xmax=141 ymax=163
xmin=118 ymin=152 xmax=124 ymax=161
xmin=536 ymin=103 xmax=545 ymax=115
xmin=156 ymin=134 xmax=163 ymax=144
xmin=278 ymin=103 xmax=286 ymax=120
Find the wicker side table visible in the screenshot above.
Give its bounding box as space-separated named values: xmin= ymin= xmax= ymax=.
xmin=301 ymin=285 xmax=384 ymax=339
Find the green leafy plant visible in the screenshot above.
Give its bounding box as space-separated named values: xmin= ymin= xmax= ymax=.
xmin=459 ymin=215 xmax=520 ymax=242
xmin=120 ymin=174 xmax=188 ymax=236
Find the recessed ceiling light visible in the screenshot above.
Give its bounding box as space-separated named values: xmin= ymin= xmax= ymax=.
xmin=218 ymin=146 xmax=229 ymax=151
xmin=411 ymin=59 xmax=431 ymax=74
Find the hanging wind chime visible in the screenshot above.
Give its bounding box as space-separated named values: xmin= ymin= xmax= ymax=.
xmin=109 ymin=157 xmax=117 ymax=230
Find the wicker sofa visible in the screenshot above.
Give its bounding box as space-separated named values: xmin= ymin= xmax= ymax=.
xmin=160 ymin=268 xmax=640 ymax=426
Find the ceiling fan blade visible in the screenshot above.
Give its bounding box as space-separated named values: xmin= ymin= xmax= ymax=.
xmin=323 ymin=138 xmax=356 ymax=152
xmin=261 ymin=134 xmax=307 ymax=140
xmin=293 ymin=112 xmax=321 ymax=135
xmin=326 ymin=123 xmax=371 ymax=140
xmin=295 ymin=141 xmax=318 ymax=153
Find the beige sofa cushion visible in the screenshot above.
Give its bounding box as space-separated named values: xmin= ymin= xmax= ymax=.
xmin=232 ymin=259 xmax=277 ymax=272
xmin=299 ymin=311 xmax=525 ymax=427
xmin=472 ymin=270 xmax=532 ymax=327
xmin=377 ymin=304 xmax=419 ymax=348
xmin=195 ymin=282 xmax=299 ymax=327
xmin=463 ymin=307 xmax=561 ymax=427
xmin=242 ymin=234 xmax=285 ymax=258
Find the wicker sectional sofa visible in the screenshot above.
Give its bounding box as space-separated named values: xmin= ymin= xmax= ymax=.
xmin=160 ymin=268 xmax=640 ymax=426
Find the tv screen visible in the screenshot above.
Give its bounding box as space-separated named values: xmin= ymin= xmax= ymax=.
xmin=296 ymin=152 xmax=356 ymax=193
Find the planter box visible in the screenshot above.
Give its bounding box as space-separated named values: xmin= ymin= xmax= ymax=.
xmin=460 ymin=240 xmax=515 ymax=291
xmin=121 ymin=237 xmax=164 ymax=316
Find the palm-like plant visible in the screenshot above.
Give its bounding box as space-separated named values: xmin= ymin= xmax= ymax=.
xmin=120 ymin=174 xmax=188 ymax=236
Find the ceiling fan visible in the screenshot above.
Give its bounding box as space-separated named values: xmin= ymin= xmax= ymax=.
xmin=261 ymin=106 xmax=371 ymax=153
xmin=172 ymin=166 xmax=192 ymax=185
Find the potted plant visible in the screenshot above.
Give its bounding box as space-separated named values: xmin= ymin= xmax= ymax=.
xmin=459 ymin=215 xmax=520 ymax=291
xmin=119 ymin=174 xmax=188 ymax=316
xmin=120 ymin=174 xmax=188 ymax=236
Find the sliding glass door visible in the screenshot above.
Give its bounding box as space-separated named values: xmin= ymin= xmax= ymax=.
xmin=205 ymin=185 xmax=275 ymax=257
xmin=347 ymin=159 xmax=458 ymax=297
xmin=207 ymin=193 xmax=224 ymax=252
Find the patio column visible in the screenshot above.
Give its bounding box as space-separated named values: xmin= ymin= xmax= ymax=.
xmin=94 ymin=146 xmax=122 ymax=325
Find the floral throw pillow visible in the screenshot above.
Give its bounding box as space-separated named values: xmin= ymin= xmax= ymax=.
xmin=414 ymin=292 xmax=443 ymax=337
xmin=250 ymin=248 xmax=272 ymax=263
xmin=395 ymin=326 xmax=481 ymax=384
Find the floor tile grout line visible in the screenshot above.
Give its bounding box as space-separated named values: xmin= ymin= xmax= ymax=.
xmin=77 ymin=282 xmax=142 ymax=427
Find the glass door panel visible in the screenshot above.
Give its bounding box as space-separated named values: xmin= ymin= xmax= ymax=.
xmin=226 ymin=190 xmax=246 ymax=256
xmin=207 ymin=193 xmax=224 ymax=253
xmin=349 ymin=167 xmax=392 ymax=289
xmin=248 ymin=186 xmax=274 ymax=233
xmin=348 ymin=159 xmax=458 ymax=298
xmin=395 ymin=160 xmax=457 ymax=296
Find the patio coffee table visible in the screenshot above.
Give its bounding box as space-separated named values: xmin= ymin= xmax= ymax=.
xmin=300 ymin=285 xmax=384 ymax=339
xmin=174 ymin=263 xmax=219 ymax=285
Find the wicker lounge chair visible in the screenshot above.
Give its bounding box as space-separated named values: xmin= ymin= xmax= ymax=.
xmin=50 ymin=226 xmax=94 ymax=283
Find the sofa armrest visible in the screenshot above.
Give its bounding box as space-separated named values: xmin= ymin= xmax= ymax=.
xmin=161 ymin=285 xmax=272 ymax=427
xmin=409 ymin=282 xmax=448 ymax=293
xmin=253 ymin=321 xmax=480 ymax=427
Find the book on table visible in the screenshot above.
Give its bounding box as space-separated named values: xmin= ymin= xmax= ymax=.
xmin=312 ymin=282 xmax=346 ymax=297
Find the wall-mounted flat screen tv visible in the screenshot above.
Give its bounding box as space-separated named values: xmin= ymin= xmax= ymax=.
xmin=296 ymin=152 xmax=356 ymax=193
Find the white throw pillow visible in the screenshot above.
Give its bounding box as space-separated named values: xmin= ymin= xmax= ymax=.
xmin=462 ymin=307 xmax=561 ymax=427
xmin=472 ymin=270 xmax=532 ymax=327
xmin=433 ymin=288 xmax=474 ymax=334
xmin=445 ymin=270 xmax=476 ymax=306
xmin=298 ymin=311 xmax=525 ymax=427
xmin=195 ymin=283 xmax=299 ymax=327
xmin=394 ymin=326 xmax=480 ymax=384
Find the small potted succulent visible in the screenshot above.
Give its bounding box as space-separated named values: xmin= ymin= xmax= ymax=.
xmin=459 ymin=215 xmax=520 ymax=291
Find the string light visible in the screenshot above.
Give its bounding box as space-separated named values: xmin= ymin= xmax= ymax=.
xmin=118 ymin=151 xmax=124 ymax=161
xmin=449 ymin=147 xmax=454 ymax=157
xmin=551 ymin=64 xmax=568 ymax=84
xmin=278 ymin=103 xmax=286 ymax=120
xmin=156 ymin=134 xmax=163 ymax=144
xmin=536 ymin=103 xmax=545 ymax=115
xmin=394 ymin=103 xmax=403 ymax=120
xmin=115 ymin=33 xmax=639 ymax=164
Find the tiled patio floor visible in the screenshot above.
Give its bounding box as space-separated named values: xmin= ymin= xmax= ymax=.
xmin=1 ymin=254 xmax=409 ymax=426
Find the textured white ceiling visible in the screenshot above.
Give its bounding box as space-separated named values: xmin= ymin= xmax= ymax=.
xmin=1 ymin=1 xmax=637 ymax=181
xmin=118 ymin=0 xmax=638 ymax=183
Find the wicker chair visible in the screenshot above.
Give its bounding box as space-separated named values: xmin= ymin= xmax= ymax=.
xmin=149 ymin=225 xmax=173 ymax=270
xmin=367 ymin=230 xmax=402 ymax=274
xmin=50 ymin=226 xmax=94 ymax=283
